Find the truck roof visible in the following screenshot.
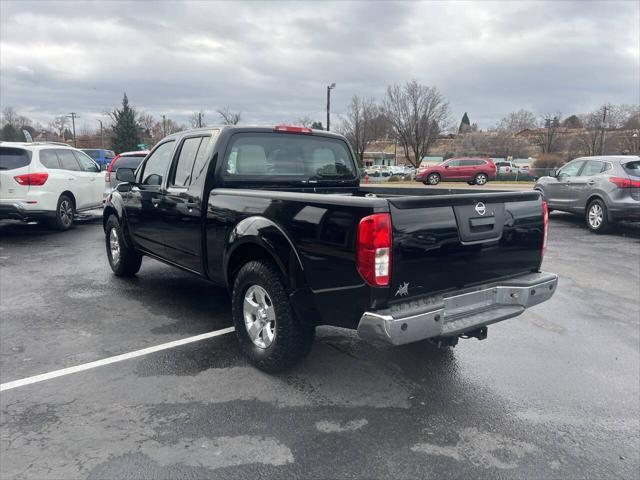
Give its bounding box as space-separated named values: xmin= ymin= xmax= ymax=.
xmin=162 ymin=125 xmax=347 ymax=141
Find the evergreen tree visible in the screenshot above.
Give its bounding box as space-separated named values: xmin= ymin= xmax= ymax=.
xmin=0 ymin=124 xmax=20 ymax=141
xmin=110 ymin=93 xmax=140 ymax=153
xmin=311 ymin=121 xmax=324 ymax=130
xmin=458 ymin=112 xmax=471 ymax=134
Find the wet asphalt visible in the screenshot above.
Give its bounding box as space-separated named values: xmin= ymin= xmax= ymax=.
xmin=0 ymin=211 xmax=638 ymax=479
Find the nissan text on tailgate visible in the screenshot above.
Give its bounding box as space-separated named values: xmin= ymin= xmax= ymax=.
xmin=103 ymin=125 xmax=557 ymax=372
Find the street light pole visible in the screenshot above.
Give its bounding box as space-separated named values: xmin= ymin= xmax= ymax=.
xmin=162 ymin=115 xmax=167 ymax=137
xmin=97 ymin=119 xmax=104 ymax=148
xmin=326 ymin=83 xmax=336 ymax=131
xmin=67 ymin=112 xmax=78 ymax=147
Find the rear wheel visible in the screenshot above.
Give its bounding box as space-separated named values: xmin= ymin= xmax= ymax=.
xmin=49 ymin=194 xmax=75 ymax=231
xmin=232 ymin=260 xmax=314 ymax=372
xmin=586 ymin=199 xmax=611 ymax=233
xmin=475 ymin=173 xmax=488 ymax=185
xmin=105 ymin=215 xmax=142 ymax=276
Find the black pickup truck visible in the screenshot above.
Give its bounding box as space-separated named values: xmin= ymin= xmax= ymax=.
xmin=103 ymin=125 xmax=557 ymax=372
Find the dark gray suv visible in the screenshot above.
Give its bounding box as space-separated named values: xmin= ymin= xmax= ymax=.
xmin=534 ymin=156 xmax=640 ymax=233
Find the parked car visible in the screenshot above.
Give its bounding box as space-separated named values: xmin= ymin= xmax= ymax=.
xmin=81 ymin=149 xmax=116 ymax=170
xmin=415 ymin=157 xmax=497 ymax=185
xmin=103 ymin=126 xmax=556 ymax=372
xmin=103 ymin=150 xmax=149 ymax=201
xmin=0 ymin=142 xmax=104 ymax=229
xmin=534 ymin=156 xmax=640 ymax=233
xmin=494 ymin=161 xmax=515 ymax=174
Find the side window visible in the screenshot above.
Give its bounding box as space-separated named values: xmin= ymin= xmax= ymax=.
xmin=171 ymin=137 xmax=205 ymax=187
xmin=56 ymin=150 xmax=81 ymax=171
xmin=558 ymin=161 xmax=584 ymax=178
xmin=447 ymin=159 xmax=461 ymax=167
xmin=39 ymin=149 xmax=60 ymax=169
xmin=73 ymin=151 xmax=99 ymax=172
xmin=140 ymin=141 xmax=175 ymax=186
xmin=580 ymin=161 xmax=604 ymax=177
xmin=191 ymin=135 xmax=215 ymax=184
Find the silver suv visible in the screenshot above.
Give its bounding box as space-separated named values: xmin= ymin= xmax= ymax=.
xmin=534 ymin=155 xmax=640 ymax=233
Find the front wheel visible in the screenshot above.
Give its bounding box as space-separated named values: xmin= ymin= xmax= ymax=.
xmin=586 ymin=199 xmax=611 ymax=233
xmin=475 ymin=173 xmax=488 ymax=185
xmin=426 ymin=173 xmax=441 ymax=185
xmin=232 ymin=260 xmax=314 ymax=373
xmin=105 ymin=215 xmax=142 ymax=276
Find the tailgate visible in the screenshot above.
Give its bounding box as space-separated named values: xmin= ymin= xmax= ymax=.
xmin=388 ymin=191 xmax=544 ymax=302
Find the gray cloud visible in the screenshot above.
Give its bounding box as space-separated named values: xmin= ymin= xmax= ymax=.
xmin=1 ymin=0 xmax=638 ymax=131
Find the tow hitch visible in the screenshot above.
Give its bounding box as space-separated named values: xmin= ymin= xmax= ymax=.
xmin=461 ymin=326 xmax=488 ymax=341
xmin=431 ymin=326 xmax=488 ymax=348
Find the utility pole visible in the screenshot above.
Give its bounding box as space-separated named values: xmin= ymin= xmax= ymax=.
xmin=162 ymin=115 xmax=167 ymax=137
xmin=96 ymin=119 xmax=104 ymax=148
xmin=326 ymin=83 xmax=336 ymax=131
xmin=599 ymin=105 xmax=608 ymax=155
xmin=67 ymin=112 xmax=78 ymax=147
xmin=198 ymin=112 xmax=203 ymax=128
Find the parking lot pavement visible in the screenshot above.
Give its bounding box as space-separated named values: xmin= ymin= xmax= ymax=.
xmin=1 ymin=213 xmax=638 ymax=479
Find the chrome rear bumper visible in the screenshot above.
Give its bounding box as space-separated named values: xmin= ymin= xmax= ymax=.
xmin=357 ymin=272 xmax=558 ymax=345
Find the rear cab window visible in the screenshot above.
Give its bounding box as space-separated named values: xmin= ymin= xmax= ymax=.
xmin=0 ymin=147 xmax=32 ymax=170
xmin=223 ymin=133 xmax=356 ymax=181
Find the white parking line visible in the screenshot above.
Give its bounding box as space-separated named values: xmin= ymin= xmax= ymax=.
xmin=0 ymin=326 xmax=236 ymax=392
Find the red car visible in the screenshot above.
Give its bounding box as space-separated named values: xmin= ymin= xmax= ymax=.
xmin=416 ymin=157 xmax=497 ymax=186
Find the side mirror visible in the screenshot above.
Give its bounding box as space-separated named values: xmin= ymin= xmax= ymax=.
xmin=116 ymin=168 xmax=136 ymax=183
xmin=444 ymin=165 xmax=450 ymax=169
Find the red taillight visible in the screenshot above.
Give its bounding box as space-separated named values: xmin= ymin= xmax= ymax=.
xmin=357 ymin=213 xmax=392 ymax=286
xmin=14 ymin=172 xmax=48 ymax=186
xmin=105 ymin=155 xmax=120 ymax=182
xmin=274 ymin=125 xmax=313 ymax=134
xmin=542 ymin=201 xmax=549 ymax=257
xmin=609 ymin=177 xmax=640 ymax=188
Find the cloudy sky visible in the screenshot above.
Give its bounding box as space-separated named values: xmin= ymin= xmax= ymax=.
xmin=1 ymin=0 xmax=638 ymax=132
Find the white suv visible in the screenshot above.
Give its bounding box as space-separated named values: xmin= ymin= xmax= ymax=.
xmin=0 ymin=142 xmax=105 ymax=230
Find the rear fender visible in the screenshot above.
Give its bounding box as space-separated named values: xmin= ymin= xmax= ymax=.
xmin=224 ymin=216 xmax=319 ymax=326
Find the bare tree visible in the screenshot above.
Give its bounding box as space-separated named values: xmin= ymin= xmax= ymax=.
xmin=217 ymin=107 xmax=241 ymax=125
xmin=138 ymin=113 xmax=155 ymax=134
xmin=1 ymin=107 xmax=18 ymax=127
xmin=577 ymin=105 xmax=609 ymax=156
xmin=532 ymin=114 xmax=562 ymax=154
xmin=495 ymin=109 xmax=537 ymax=134
xmin=52 ymin=115 xmax=68 ymax=139
xmin=382 ymin=80 xmax=450 ymax=167
xmin=297 ymin=116 xmax=314 ymax=128
xmin=339 ymin=95 xmax=381 ymax=162
xmin=190 ymin=111 xmax=206 ymax=128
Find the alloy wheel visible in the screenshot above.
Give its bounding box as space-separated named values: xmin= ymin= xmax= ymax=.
xmin=109 ymin=228 xmax=121 ymax=264
xmin=59 ymin=200 xmax=73 ymax=227
xmin=588 ymin=203 xmax=603 ymax=229
xmin=243 ymin=285 xmax=276 ymax=348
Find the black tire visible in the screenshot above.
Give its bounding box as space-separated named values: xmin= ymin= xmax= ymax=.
xmin=475 ymin=173 xmax=488 ymax=185
xmin=426 ymin=173 xmax=441 ymax=185
xmin=232 ymin=260 xmax=314 ymax=373
xmin=105 ymin=215 xmax=142 ymax=276
xmin=49 ymin=194 xmax=75 ymax=231
xmin=586 ymin=199 xmax=611 ymax=233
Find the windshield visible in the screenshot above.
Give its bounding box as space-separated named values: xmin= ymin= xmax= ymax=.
xmin=223 ymin=133 xmax=356 ymax=181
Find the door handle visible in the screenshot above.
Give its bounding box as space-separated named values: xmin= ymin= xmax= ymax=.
xmin=67 ymin=177 xmax=75 ymax=181
xmin=151 ymin=198 xmax=161 ymax=207
xmin=588 ymin=180 xmax=596 ymax=186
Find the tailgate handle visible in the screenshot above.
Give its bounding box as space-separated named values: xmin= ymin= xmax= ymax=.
xmin=469 ymin=216 xmax=495 ymax=230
